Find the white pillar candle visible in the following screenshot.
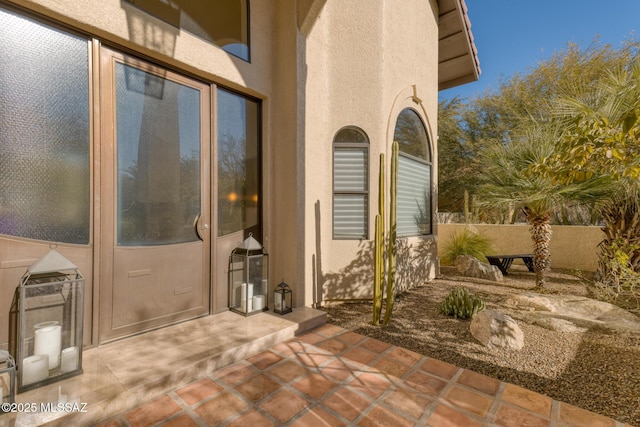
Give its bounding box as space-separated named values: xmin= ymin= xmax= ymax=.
xmin=34 ymin=325 xmax=62 ymax=370
xmin=22 ymin=354 xmax=49 ymax=386
xmin=60 ymin=347 xmax=79 ymax=373
xmin=252 ymin=295 xmax=265 ymax=311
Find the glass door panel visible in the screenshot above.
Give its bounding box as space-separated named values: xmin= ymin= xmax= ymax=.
xmin=115 ymin=63 xmax=202 ymax=246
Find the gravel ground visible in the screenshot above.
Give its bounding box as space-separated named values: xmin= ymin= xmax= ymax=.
xmin=320 ymin=266 xmax=640 ymax=426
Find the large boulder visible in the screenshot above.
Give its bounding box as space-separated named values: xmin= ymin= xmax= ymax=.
xmin=455 ymin=255 xmax=504 ymax=282
xmin=500 ymin=293 xmax=640 ymax=335
xmin=470 ymin=309 xmax=524 ymax=350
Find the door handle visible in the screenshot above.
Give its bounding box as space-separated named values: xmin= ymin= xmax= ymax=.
xmin=194 ymin=214 xmax=208 ymax=241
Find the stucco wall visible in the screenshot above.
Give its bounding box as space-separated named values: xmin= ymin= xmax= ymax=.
xmin=437 ymin=224 xmax=604 ymax=272
xmin=302 ymin=0 xmax=440 ymax=303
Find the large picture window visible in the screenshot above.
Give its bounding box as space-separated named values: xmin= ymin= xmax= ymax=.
xmin=393 ymin=109 xmax=432 ymax=236
xmin=333 ymin=127 xmax=369 ymax=239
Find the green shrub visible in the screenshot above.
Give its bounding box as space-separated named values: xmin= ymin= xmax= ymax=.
xmin=441 ymin=228 xmax=495 ymax=265
xmin=439 ymin=287 xmax=486 ymax=319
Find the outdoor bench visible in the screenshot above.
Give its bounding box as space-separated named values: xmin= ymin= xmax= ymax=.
xmin=485 ymin=254 xmax=534 ymax=275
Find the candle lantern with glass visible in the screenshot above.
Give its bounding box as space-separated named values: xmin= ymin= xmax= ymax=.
xmin=13 ymin=249 xmax=84 ymax=393
xmin=0 ymin=347 xmax=15 ymax=412
xmin=273 ymin=281 xmax=292 ymax=315
xmin=228 ymin=234 xmax=269 ymax=316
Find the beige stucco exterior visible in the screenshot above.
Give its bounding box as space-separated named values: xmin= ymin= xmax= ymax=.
xmin=301 ymin=1 xmax=441 ymax=303
xmin=0 ymin=0 xmax=479 ymax=346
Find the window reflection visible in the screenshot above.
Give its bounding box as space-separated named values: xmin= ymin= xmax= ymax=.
xmin=124 ymin=0 xmax=250 ymax=61
xmin=116 ymin=63 xmax=201 ymax=246
xmin=217 ymin=89 xmax=260 ymax=236
xmin=394 ymin=108 xmax=430 ymax=162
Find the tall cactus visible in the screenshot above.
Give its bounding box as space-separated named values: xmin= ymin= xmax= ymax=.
xmin=382 ymin=141 xmax=398 ymax=326
xmin=372 ymin=154 xmax=385 ymax=325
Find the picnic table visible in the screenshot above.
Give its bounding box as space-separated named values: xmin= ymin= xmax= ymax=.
xmin=485 ymin=254 xmax=534 ymax=275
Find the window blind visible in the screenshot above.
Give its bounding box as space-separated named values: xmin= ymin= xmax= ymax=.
xmin=397 ymin=154 xmax=431 ymax=236
xmin=333 ymin=147 xmax=368 ymax=238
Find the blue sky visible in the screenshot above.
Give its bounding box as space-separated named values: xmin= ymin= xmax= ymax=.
xmin=439 ymin=0 xmax=640 ymax=101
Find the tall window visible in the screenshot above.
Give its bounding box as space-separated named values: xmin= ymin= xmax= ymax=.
xmin=333 ymin=127 xmax=369 ymax=239
xmin=0 ymin=7 xmax=90 ymax=244
xmin=124 ymin=0 xmax=250 ymax=61
xmin=393 ymin=109 xmax=432 ymax=236
xmin=217 ymin=88 xmax=261 ymax=237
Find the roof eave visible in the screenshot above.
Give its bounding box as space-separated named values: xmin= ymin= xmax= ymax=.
xmin=437 ymin=0 xmax=481 ymax=91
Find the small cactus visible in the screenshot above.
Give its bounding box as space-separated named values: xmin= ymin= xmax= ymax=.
xmin=439 ymin=288 xmax=486 ymax=319
xmin=373 ymin=153 xmax=385 ymax=325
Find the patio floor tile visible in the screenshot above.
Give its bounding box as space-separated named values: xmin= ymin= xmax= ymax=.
xmin=359 ymin=405 xmax=415 ymax=427
xmin=226 ymin=409 xmax=277 ymax=427
xmin=292 ymin=407 xmax=345 ymax=427
xmin=558 ymin=401 xmax=618 ymax=427
xmin=31 ymin=313 xmax=628 ymax=427
xmin=174 ymin=377 xmax=223 ymax=406
xmin=235 ymin=373 xmax=281 ymax=403
xmin=292 ymin=372 xmax=338 ymax=399
xmin=193 ymin=391 xmax=248 ymax=425
xmin=124 ymin=395 xmax=181 ymax=427
xmin=420 ymin=357 xmax=460 ymax=380
xmin=427 ymin=403 xmax=484 ymax=427
xmin=456 ymin=368 xmax=501 ymax=395
xmin=383 ymin=389 xmax=433 ymax=419
xmin=247 ymin=350 xmax=284 ymax=370
xmin=373 ymin=356 xmax=411 ymax=378
xmin=494 ymin=403 xmax=549 ymax=427
xmin=266 ymin=359 xmax=308 ymax=383
xmin=502 ymin=383 xmax=552 ymax=416
xmin=322 ymin=387 xmax=373 ymax=421
xmin=405 ymin=370 xmax=448 ymax=396
xmin=444 ymin=385 xmax=494 ymax=417
xmin=259 ymin=389 xmax=310 ymax=423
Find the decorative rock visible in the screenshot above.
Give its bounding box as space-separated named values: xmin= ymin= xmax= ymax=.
xmin=455 ymin=255 xmax=504 ymax=282
xmin=499 ymin=293 xmax=640 ymax=335
xmin=470 ymin=310 xmax=524 ymax=350
xmin=500 ymin=294 xmax=556 ymax=312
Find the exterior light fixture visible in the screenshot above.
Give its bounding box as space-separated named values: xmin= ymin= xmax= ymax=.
xmin=228 ymin=234 xmax=269 ymax=316
xmin=273 ymin=281 xmax=292 ymax=315
xmin=13 ymin=249 xmax=84 ymax=393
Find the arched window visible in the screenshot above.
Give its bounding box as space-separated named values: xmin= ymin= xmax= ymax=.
xmin=393 ymin=109 xmax=432 ymax=236
xmin=333 ymin=127 xmax=369 ymax=239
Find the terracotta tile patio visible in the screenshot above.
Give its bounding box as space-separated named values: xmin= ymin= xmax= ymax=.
xmin=95 ymin=324 xmax=629 ymax=427
xmin=2 ymin=310 xmax=631 ymax=426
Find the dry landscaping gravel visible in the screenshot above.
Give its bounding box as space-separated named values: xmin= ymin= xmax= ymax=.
xmin=321 ymin=266 xmax=640 ymax=426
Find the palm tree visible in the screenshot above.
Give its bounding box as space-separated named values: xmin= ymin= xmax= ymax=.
xmin=475 ymin=124 xmax=609 ymax=288
xmin=553 ymin=62 xmax=640 ymax=282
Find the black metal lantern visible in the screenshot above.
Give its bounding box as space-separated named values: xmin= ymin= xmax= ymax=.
xmin=273 ymin=281 xmax=292 ymax=315
xmin=0 ymin=349 xmax=15 ymax=411
xmin=14 ymin=249 xmax=84 ymax=393
xmin=228 ymin=234 xmax=269 ymax=316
